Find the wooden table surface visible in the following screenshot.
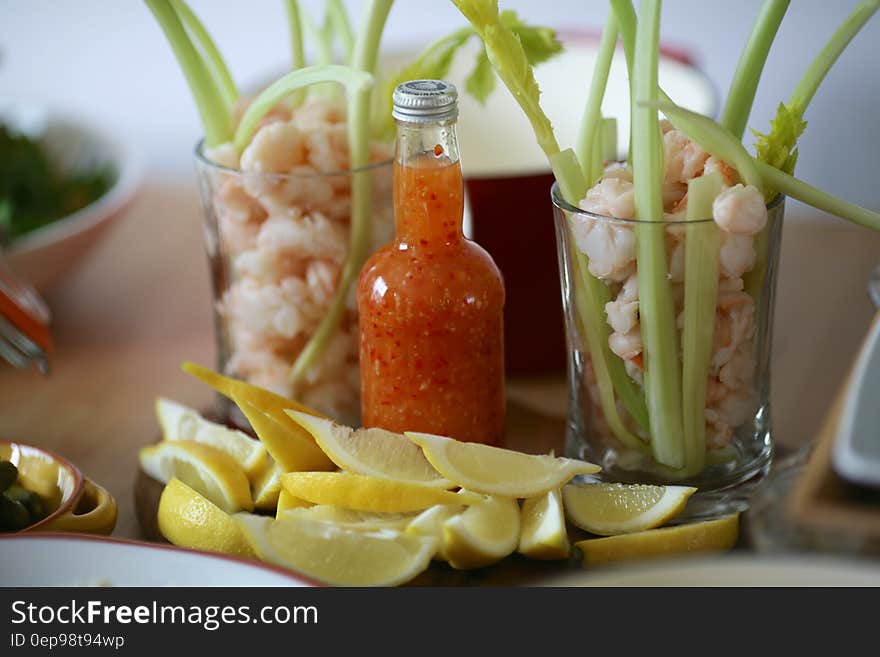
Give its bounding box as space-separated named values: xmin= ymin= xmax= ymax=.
xmin=1 ymin=177 xmax=879 ymax=541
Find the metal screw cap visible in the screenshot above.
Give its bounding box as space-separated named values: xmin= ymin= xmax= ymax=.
xmin=392 ymin=80 xmax=458 ymax=123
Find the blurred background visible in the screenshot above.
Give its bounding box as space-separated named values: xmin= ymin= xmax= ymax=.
xmin=1 ymin=0 xmax=878 ymax=451
xmin=2 ymin=0 xmax=877 ymax=206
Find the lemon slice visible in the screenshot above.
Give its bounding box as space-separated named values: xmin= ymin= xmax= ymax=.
xmin=518 ymin=489 xmax=570 ymax=560
xmin=442 ymin=492 xmax=521 ymax=570
xmin=181 ymin=361 xmax=326 ymax=430
xmin=575 ymin=514 xmax=740 ymax=566
xmin=252 ymin=462 xmax=283 ymax=511
xmin=156 ymin=398 xmax=270 ymax=481
xmin=562 ymin=483 xmax=696 ymax=536
xmin=405 ymin=504 xmax=465 ymax=560
xmin=404 ymin=432 xmax=601 ymax=497
xmin=280 ymin=505 xmax=417 ymax=531
xmin=281 ymin=472 xmax=481 ymax=513
xmin=285 ymin=411 xmax=452 ymax=488
xmin=276 ymin=490 xmax=311 ymax=517
xmin=157 ymin=478 xmax=255 ymax=558
xmin=236 ymin=513 xmax=437 ymax=586
xmin=237 ymin=399 xmax=335 ymax=473
xmin=140 ymin=441 xmax=253 ymax=513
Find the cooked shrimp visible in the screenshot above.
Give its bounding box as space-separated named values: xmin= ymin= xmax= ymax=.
xmin=711 ymin=289 xmax=755 ymax=371
xmin=719 ymin=231 xmax=756 ymax=279
xmin=240 ymin=121 xmax=307 ymax=174
xmin=609 ymin=328 xmax=643 ymax=361
xmin=256 ymin=211 xmax=347 ymax=263
xmin=663 ymin=129 xmax=709 ymax=184
xmin=571 ymin=214 xmax=637 ymax=282
xmin=713 ymin=184 xmax=767 ymax=235
xmin=703 ymin=156 xmax=738 ymax=186
xmin=580 ymin=176 xmax=636 ymax=220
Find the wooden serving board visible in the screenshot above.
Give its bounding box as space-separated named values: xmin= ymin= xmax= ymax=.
xmin=788 ymin=313 xmax=880 ymax=549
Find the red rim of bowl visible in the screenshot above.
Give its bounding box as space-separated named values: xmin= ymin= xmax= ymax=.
xmin=0 ymin=531 xmax=323 ymax=586
xmin=0 ymin=438 xmax=86 ymax=533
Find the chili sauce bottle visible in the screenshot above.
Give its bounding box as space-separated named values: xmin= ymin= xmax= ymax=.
xmin=357 ymin=80 xmax=505 ymax=445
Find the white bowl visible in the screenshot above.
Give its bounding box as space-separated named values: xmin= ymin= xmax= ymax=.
xmin=378 ymin=34 xmax=717 ymax=178
xmin=0 ymin=533 xmax=317 ymax=587
xmin=1 ymin=98 xmax=142 ymax=293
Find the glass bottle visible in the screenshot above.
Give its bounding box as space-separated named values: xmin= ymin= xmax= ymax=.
xmin=357 ymin=80 xmax=506 ymax=445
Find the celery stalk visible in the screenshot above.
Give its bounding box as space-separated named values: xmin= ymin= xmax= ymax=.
xmin=234 ymin=65 xmax=373 ymax=150
xmin=576 ymin=12 xmax=619 ymax=183
xmin=649 ymin=100 xmax=764 ymax=191
xmin=572 ymin=252 xmax=649 ymax=450
xmin=328 ymin=0 xmax=356 ymax=64
xmin=719 ymin=0 xmax=790 ymax=140
xmin=602 ymin=117 xmax=618 ymax=163
xmin=146 ymin=0 xmax=232 ymax=147
xmin=283 ymin=1 xmax=306 ymax=71
xmin=289 ymin=0 xmax=394 ymax=389
xmin=646 ymin=99 xmax=880 ymax=231
xmin=632 ymin=0 xmax=684 ymax=469
xmin=454 ymin=2 xmax=652 ymax=441
xmin=753 ymin=161 xmax=880 ymax=231
xmin=302 ymin=9 xmax=335 ymax=66
xmin=681 ymin=173 xmax=723 ymax=476
xmin=789 ymin=0 xmax=879 ymax=112
xmin=552 ymin=150 xmax=650 ymax=437
xmin=169 ymin=0 xmax=238 ymax=109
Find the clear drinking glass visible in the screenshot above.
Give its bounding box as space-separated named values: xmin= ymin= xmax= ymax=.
xmin=194 ymin=142 xmax=393 ymax=427
xmin=553 ymin=182 xmax=785 ymax=501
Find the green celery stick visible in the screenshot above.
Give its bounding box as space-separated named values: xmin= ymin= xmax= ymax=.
xmin=146 ymin=0 xmax=232 ymax=147
xmin=289 ymin=0 xmax=394 ymax=388
xmin=681 ymin=172 xmax=723 ymax=476
xmin=719 ymin=0 xmax=790 ymax=140
xmin=632 ymin=0 xmax=684 ymax=469
xmin=576 ymin=12 xmax=619 ymax=183
xmin=170 ymin=0 xmax=238 ymax=109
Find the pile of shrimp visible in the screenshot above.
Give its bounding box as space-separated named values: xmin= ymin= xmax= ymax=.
xmin=204 ymin=97 xmax=393 ymax=423
xmin=570 ymin=121 xmax=767 ymax=449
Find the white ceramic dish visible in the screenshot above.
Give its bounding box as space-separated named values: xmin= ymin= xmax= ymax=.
xmin=378 ymin=35 xmax=717 ymax=178
xmin=0 ymin=533 xmax=317 ymax=587
xmin=832 ymin=314 xmax=880 ymax=488
xmin=1 ymin=98 xmax=142 ymax=293
xmin=534 ymin=554 xmax=880 ymax=586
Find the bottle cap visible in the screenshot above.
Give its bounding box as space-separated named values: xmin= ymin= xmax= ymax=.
xmin=392 ymin=80 xmax=458 ymax=123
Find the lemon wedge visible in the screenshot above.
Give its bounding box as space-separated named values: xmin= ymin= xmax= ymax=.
xmin=575 ymin=514 xmax=740 ymax=566
xmin=236 ymin=398 xmax=335 ymax=473
xmin=442 ymin=492 xmax=521 ymax=570
xmin=155 ymin=398 xmax=270 ymax=481
xmin=235 ymin=513 xmax=437 ymax=586
xmin=285 ymin=411 xmax=451 ymax=488
xmin=404 ymin=432 xmax=600 ymax=497
xmin=157 ymin=478 xmax=255 ymax=558
xmin=405 ymin=504 xmax=465 ymax=560
xmin=181 ymin=361 xmax=325 ymax=429
xmin=139 ymin=441 xmax=253 ymax=513
xmin=252 ymin=462 xmax=283 ymax=511
xmin=280 ymin=505 xmax=417 ymax=532
xmin=562 ymin=483 xmax=696 ymax=536
xmin=276 ymin=490 xmax=311 ymax=517
xmin=281 ymin=472 xmax=481 ymax=513
xmin=518 ymin=489 xmax=570 ymax=560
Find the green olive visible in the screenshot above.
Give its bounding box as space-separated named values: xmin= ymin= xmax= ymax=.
xmin=5 ymin=484 xmax=45 ymax=521
xmin=0 ymin=494 xmax=31 ymax=531
xmin=0 ymin=461 xmax=18 ymax=492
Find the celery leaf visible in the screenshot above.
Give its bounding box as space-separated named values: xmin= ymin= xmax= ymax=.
xmin=465 ymin=49 xmax=495 ymax=104
xmin=752 ymin=102 xmax=807 ymax=174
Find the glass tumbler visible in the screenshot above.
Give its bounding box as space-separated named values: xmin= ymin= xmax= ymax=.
xmin=194 ymin=141 xmax=393 ymax=427
xmin=553 ymin=182 xmax=785 ymax=499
